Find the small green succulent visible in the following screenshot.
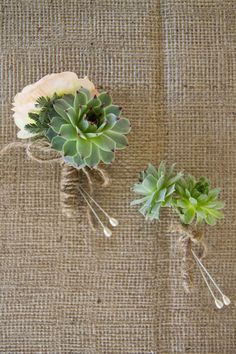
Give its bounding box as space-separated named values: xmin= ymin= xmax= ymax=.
xmin=131 ymin=162 xmax=183 ymax=220
xmin=25 ymin=89 xmax=131 ymax=169
xmin=131 ymin=161 xmax=224 ymax=226
xmin=174 ymin=175 xmax=224 ymax=225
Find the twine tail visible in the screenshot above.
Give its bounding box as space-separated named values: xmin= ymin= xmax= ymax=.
xmin=60 ymin=164 xmax=80 ymax=218
xmin=0 ymin=141 xmax=29 ymax=156
xmin=0 ymin=139 xmax=61 ymax=164
xmin=26 ymin=139 xmax=61 ymax=163
xmin=93 ymin=166 xmax=110 ymax=187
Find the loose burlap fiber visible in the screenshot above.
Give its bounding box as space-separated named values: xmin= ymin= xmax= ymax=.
xmin=0 ymin=0 xmax=236 ymax=353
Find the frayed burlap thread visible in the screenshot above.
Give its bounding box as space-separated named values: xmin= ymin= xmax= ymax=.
xmin=170 ymin=223 xmax=207 ymax=293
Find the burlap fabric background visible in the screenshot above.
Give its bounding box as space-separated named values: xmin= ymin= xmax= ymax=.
xmin=0 ymin=0 xmax=235 ymax=353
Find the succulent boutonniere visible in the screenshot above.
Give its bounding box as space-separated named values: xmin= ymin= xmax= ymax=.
xmin=131 ymin=162 xmax=230 ymax=308
xmin=1 ymin=72 xmax=131 ymax=236
xmin=13 ymin=72 xmax=130 ymax=168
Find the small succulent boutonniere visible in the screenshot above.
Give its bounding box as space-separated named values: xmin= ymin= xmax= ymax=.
xmin=1 ymin=72 xmax=131 ymax=236
xmin=131 ymin=162 xmax=230 ymax=308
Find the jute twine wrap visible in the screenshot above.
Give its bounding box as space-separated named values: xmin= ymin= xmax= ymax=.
xmin=0 ymin=140 xmax=109 ymax=229
xmin=169 ymin=223 xmax=207 ymax=293
xmin=60 ymin=163 xmax=110 ymax=228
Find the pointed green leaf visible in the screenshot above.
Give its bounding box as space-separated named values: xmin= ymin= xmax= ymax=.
xmin=98 ymin=92 xmax=112 ymax=106
xmin=205 ymin=214 xmax=216 ymax=226
xmin=76 ymin=138 xmax=92 ymax=159
xmin=50 ymin=116 xmax=68 ymax=133
xmin=185 ymin=189 xmax=191 ymax=198
xmin=105 ymin=105 xmax=122 ymax=116
xmin=51 ymin=136 xmax=66 ymax=151
xmin=176 ymin=199 xmax=189 ymax=209
xmin=28 ymin=112 xmax=40 ymax=122
xmin=95 ymin=120 xmax=107 ymax=133
xmin=204 ymin=201 xmax=225 ymax=209
xmin=208 ymin=188 xmax=221 ymax=200
xmin=130 ymin=196 xmax=150 ymax=206
xmin=65 ymin=107 xmax=77 ymax=126
xmin=87 ymin=97 xmax=101 ymax=109
xmin=189 ymin=197 xmax=198 ymax=205
xmin=133 ymin=183 xmax=147 ymax=195
xmin=80 ymin=88 xmax=92 ymax=101
xmin=79 ymin=105 xmax=89 ymax=119
xmin=149 ymin=202 xmax=161 ymax=220
xmin=157 ymin=161 xmax=166 ymax=177
xmin=85 ymin=132 xmax=102 ymax=138
xmin=62 ymin=94 xmax=74 ymax=106
xmin=198 ymin=194 xmax=208 ymax=202
xmin=46 ymin=127 xmax=57 ymax=141
xmin=63 ymin=140 xmax=77 ymax=157
xmin=78 ymin=118 xmax=89 ymax=132
xmin=99 ymin=149 xmax=115 ymax=164
xmin=111 ymin=118 xmax=131 ymax=134
xmin=205 ymin=208 xmax=224 ymax=219
xmin=59 ymin=124 xmax=77 ymax=139
xmin=84 ymin=143 xmax=100 ymax=167
xmin=53 ymin=102 xmax=70 ymax=123
xmin=91 ymin=134 xmax=115 ymax=152
xmin=101 ymin=113 xmax=118 ymax=131
xmin=175 ymin=183 xmax=185 ymax=195
xmin=158 ymin=188 xmax=167 ymax=202
xmin=166 ymin=184 xmax=176 ymax=197
xmin=182 ymin=208 xmax=195 ymax=224
xmin=146 ymin=164 xmax=158 ymax=178
xmin=93 ymin=106 xmax=104 ymax=118
xmin=156 ymin=175 xmax=165 ymax=191
xmin=105 ymin=131 xmax=128 ymax=149
xmin=139 ymin=198 xmax=152 ymax=216
xmin=72 ymin=153 xmax=84 ymax=168
xmin=54 ymin=98 xmax=71 ymax=110
xmin=167 ymin=172 xmax=183 ymax=187
xmin=63 ymin=156 xmax=75 ymax=166
xmin=166 ymin=163 xmax=176 ymax=178
xmin=74 ymin=91 xmax=87 ymax=108
xmin=85 ymin=123 xmax=97 ymax=133
xmin=142 ymin=175 xmax=157 ymax=193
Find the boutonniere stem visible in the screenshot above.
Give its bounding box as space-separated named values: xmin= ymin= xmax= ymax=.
xmin=131 ymin=161 xmax=230 ymax=308
xmin=1 ymin=72 xmax=131 ymax=236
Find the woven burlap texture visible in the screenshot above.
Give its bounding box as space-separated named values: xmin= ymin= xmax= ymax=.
xmin=0 ymin=0 xmax=235 ymax=353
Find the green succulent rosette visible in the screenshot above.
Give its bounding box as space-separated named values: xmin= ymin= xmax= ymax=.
xmin=25 ymin=89 xmax=131 ymax=169
xmin=131 ymin=162 xmax=224 ymax=225
xmin=173 ymin=175 xmax=225 ymax=225
xmin=131 ymin=162 xmax=182 ymax=220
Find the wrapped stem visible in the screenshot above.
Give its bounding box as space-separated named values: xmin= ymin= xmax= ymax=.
xmin=60 ymin=164 xmax=80 ymax=218
xmin=170 ymin=223 xmax=207 ymax=292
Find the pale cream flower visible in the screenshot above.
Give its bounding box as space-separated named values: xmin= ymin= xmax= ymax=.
xmin=12 ymin=72 xmax=96 ymax=139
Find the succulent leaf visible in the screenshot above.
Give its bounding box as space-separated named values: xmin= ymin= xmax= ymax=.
xmin=25 ymin=88 xmax=130 ymax=169
xmin=173 ymin=175 xmax=224 ymax=225
xmin=131 ymin=162 xmax=224 ymax=227
xmin=131 ymin=162 xmax=181 ymax=220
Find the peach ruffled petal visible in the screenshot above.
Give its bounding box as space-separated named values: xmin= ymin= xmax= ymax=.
xmin=12 ymin=72 xmax=97 ymax=139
